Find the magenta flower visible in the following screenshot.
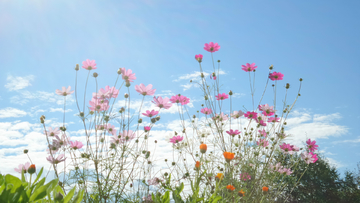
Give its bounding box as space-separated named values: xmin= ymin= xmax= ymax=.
xmin=231 ymin=111 xmax=244 ymax=119
xmin=226 ymin=129 xmax=241 ymax=137
xmin=135 ymin=84 xmax=156 ymax=96
xmin=144 ymin=126 xmax=151 ymax=132
xmin=244 ymin=111 xmax=258 ymax=119
xmin=204 ymin=42 xmax=220 ymax=53
xmin=169 ymin=135 xmax=184 ymax=144
xmin=268 ymin=117 xmax=280 ymax=123
xmin=120 ymin=130 xmax=136 ymax=141
xmin=89 ymin=98 xmax=109 ymax=112
xmin=47 ymin=154 xmax=66 ymax=164
xmin=44 ymin=127 xmax=60 ymax=137
xmin=240 ymin=172 xmax=251 ymax=181
xmin=120 ymin=68 xmax=136 ymax=82
xmin=55 ymin=86 xmax=74 ymax=96
xmin=82 ymin=59 xmax=97 ymax=70
xmin=259 ymin=129 xmax=267 ymax=137
xmin=195 ymin=54 xmax=203 ymax=62
xmin=210 ymin=73 xmax=216 ymax=80
xmin=306 ymin=139 xmax=319 ymax=152
xmin=215 ymin=93 xmax=229 ymax=100
xmin=14 ymin=162 xmax=30 ymax=173
xmin=241 ymin=63 xmax=257 ymax=72
xmin=269 ymin=72 xmax=284 ymax=81
xmin=152 ymin=96 xmax=173 ymax=109
xmin=259 ymin=104 xmax=275 ymax=116
xmin=257 ymin=139 xmax=269 ymax=147
xmin=69 ymin=141 xmax=83 ymax=150
xmin=280 ymin=143 xmax=293 ymax=153
xmin=309 ymin=152 xmax=318 ymax=163
xmin=142 ymin=110 xmax=159 ymax=117
xmin=200 ymin=108 xmax=213 ymax=115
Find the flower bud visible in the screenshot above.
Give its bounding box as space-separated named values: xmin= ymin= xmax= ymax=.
xmin=217 ymin=60 xmax=220 ymax=63
xmin=104 ymin=116 xmax=110 ymax=122
xmin=89 ymin=111 xmax=94 ymax=115
xmin=201 ymin=73 xmax=204 ymax=78
xmin=138 ymin=118 xmax=142 ymax=123
xmin=125 ymin=81 xmax=131 ymax=87
xmin=28 ymin=164 xmax=36 ymax=174
xmin=286 ymin=83 xmax=290 ymax=89
xmin=164 ymin=172 xmax=168 ymax=177
xmin=229 ymin=90 xmax=233 ymax=96
xmin=172 ymin=162 xmax=175 ymax=166
xmin=299 ymin=78 xmax=303 ymax=81
xmin=24 ymin=149 xmax=28 ymax=154
xmin=124 ymin=93 xmax=129 ymax=98
xmin=117 ymin=68 xmax=122 ymax=75
xmin=190 ymin=80 xmax=192 ymax=83
xmin=93 ymin=72 xmax=98 ymax=78
xmin=60 ymin=126 xmax=67 ymax=132
xmin=55 ymin=192 xmax=64 ymax=201
xmin=200 ymin=144 xmax=207 ymax=153
xmin=79 ymin=112 xmax=84 ymax=117
xmin=75 ymin=64 xmax=79 ymax=71
xmin=269 ymin=65 xmax=273 ymax=70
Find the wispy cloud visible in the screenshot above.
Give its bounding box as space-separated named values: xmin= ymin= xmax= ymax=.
xmin=332 ymin=136 xmax=360 ymax=144
xmin=10 ymin=90 xmax=75 ymax=106
xmin=5 ymin=75 xmax=34 ymax=91
xmin=49 ymin=108 xmax=73 ymax=113
xmin=0 ymin=107 xmax=27 ymax=118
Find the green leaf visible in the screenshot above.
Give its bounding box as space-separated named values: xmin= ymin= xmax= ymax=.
xmin=70 ymin=189 xmax=84 ymax=203
xmin=29 ymin=178 xmax=58 ymax=201
xmin=63 ymin=187 xmax=75 ymax=203
xmin=5 ymin=174 xmax=22 ymax=193
xmin=32 ymin=167 xmax=44 ymax=186
xmin=21 ymin=170 xmax=25 ymax=183
xmin=211 ymin=196 xmax=222 ymax=203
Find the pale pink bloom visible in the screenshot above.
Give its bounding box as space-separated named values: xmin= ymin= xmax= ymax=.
xmin=55 ymin=86 xmax=74 ymax=96
xmin=257 ymin=139 xmax=269 ymax=147
xmin=120 ymin=130 xmax=136 ymax=141
xmin=180 ymin=95 xmax=190 ymax=105
xmin=94 ymin=86 xmax=119 ymax=99
xmin=144 ymin=126 xmax=151 ymax=132
xmin=212 ymin=113 xmax=229 ymax=121
xmin=82 ymin=59 xmax=97 ymax=70
xmin=47 ymin=154 xmax=66 ymax=164
xmin=105 ymin=124 xmax=117 ymax=135
xmin=200 ymin=107 xmax=213 ymax=115
xmin=142 ymin=110 xmax=159 ymax=117
xmin=306 ymin=139 xmax=318 ymax=152
xmin=89 ymin=98 xmax=109 ymax=112
xmin=148 ymin=177 xmax=161 ymax=186
xmin=309 ymin=152 xmax=318 ymax=163
xmin=269 ymin=163 xmax=282 ymax=172
xmin=135 ymin=84 xmax=156 ymax=96
xmin=269 ymin=72 xmax=284 ymax=81
xmin=14 ymin=162 xmax=30 ymax=173
xmin=96 ymin=124 xmax=107 ymax=131
xmin=105 ymin=86 xmax=119 ymax=98
xmin=169 ymin=135 xmax=183 ymax=144
xmin=240 ymin=172 xmax=251 ymax=181
xmin=231 ymin=110 xmax=244 ymax=119
xmin=268 ymin=117 xmax=280 ymax=123
xmin=241 ymin=63 xmax=257 ymax=72
xmin=152 ymin=96 xmax=172 ymax=109
xmin=170 ymin=95 xmax=190 ymax=105
xmin=195 ymin=54 xmax=203 ymax=62
xmin=204 ymin=42 xmax=220 ymax=53
xmin=120 ymin=68 xmax=136 ymax=82
xmin=244 ymin=111 xmax=257 ymax=119
xmin=278 ymin=167 xmax=293 ymax=175
xmin=47 ymin=145 xmax=60 ymax=154
xmin=301 ymin=152 xmax=315 ymax=164
xmin=110 ymin=135 xmax=121 ymax=145
xmin=226 ymin=129 xmax=241 ymax=137
xmin=259 ymin=129 xmax=267 ymax=137
xmin=44 ymin=127 xmax=60 ymax=137
xmin=215 ymin=93 xmax=229 ymax=100
xmin=69 ymin=141 xmax=83 ymax=150
xmin=52 ymin=135 xmax=68 ymax=147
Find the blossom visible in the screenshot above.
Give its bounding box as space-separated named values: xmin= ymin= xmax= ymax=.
xmin=244 ymin=111 xmax=258 ymax=119
xmin=309 ymin=152 xmax=318 ymax=163
xmin=169 ymin=135 xmax=184 ymax=144
xmin=280 ymin=143 xmax=293 ymax=154
xmin=200 ymin=108 xmax=213 ymax=115
xmin=238 ymin=189 xmax=245 ymax=197
xmin=241 ymin=63 xmax=257 ymax=72
xmin=200 ymin=144 xmax=207 ymax=153
xmin=269 ymin=72 xmax=284 ymax=81
xmin=105 ymin=124 xmax=117 ymax=136
xmin=226 ymin=185 xmax=235 ymax=192
xmin=268 ymin=117 xmax=280 ymax=123
xmin=195 ymin=54 xmax=203 ymax=62
xmin=223 ymin=152 xmax=235 ymax=162
xmin=259 ymin=104 xmax=275 ymax=116
xmin=257 ymin=139 xmax=269 ymax=147
xmin=120 ymin=130 xmax=136 ymax=141
xmin=89 ymin=97 xmax=109 ymax=112
xmin=135 ymin=84 xmax=156 ymax=96
xmin=212 ymin=113 xmax=229 ymax=121
xmin=120 ymin=68 xmax=136 ymax=82
xmin=226 ymin=129 xmax=241 ymax=137
xmin=144 ymin=126 xmax=151 ymax=132
xmin=55 ymin=86 xmax=74 ymax=96
xmin=306 ymin=139 xmax=319 ymax=152
xmin=105 ymin=86 xmax=119 ymax=98
xmin=204 ymin=42 xmax=220 ymax=53
xmin=231 ymin=110 xmax=244 ymax=119
xmin=215 ymin=173 xmax=224 ymax=180
xmin=255 ymin=113 xmax=268 ymax=126
xmin=152 ymin=96 xmax=172 ymax=109
xmin=82 ymin=59 xmax=97 ymax=70
xmin=52 ymin=134 xmax=68 ymax=147
xmin=142 ymin=110 xmax=159 ymax=117
xmin=69 ymin=141 xmax=83 ymax=150
xmin=148 ymin=177 xmax=161 ymax=186
xmin=195 ymin=161 xmax=201 ymax=169
xmin=47 ymin=154 xmax=66 ymax=164
xmin=170 ymin=95 xmax=190 ymax=105
xmin=210 ymin=74 xmax=216 ymax=80
xmin=14 ymin=162 xmax=30 ymax=173
xmin=44 ymin=127 xmax=60 ymax=137
xmin=142 ymin=194 xmax=152 ymax=202
xmin=240 ymin=172 xmax=251 ymax=181
xmin=301 ymin=152 xmax=315 ymax=164
xmin=262 ymin=186 xmax=269 ymax=192
xmin=258 ymin=129 xmax=267 ymax=137
xmin=215 ymin=93 xmax=229 ymax=100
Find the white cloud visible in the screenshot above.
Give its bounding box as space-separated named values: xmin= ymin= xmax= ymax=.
xmin=313 ymin=113 xmax=341 ymax=122
xmin=10 ymin=90 xmax=75 ymax=106
xmin=0 ymin=107 xmax=27 ymax=118
xmin=332 ymin=136 xmax=360 ymax=144
xmin=49 ymin=108 xmax=73 ymax=113
xmin=5 ymin=75 xmax=34 ymax=91
xmin=173 ymin=70 xmax=226 ymax=90
xmin=326 ymin=157 xmax=345 ymax=168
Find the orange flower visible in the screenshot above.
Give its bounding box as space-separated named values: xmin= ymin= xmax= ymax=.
xmin=226 ymin=185 xmax=235 ymax=192
xmin=223 ymin=152 xmax=235 ymax=162
xmin=200 ymin=144 xmax=207 ymax=153
xmin=195 ymin=161 xmax=201 ymax=169
xmin=262 ymin=186 xmax=269 ymax=192
xmin=238 ymin=189 xmax=245 ymax=197
xmin=215 ymin=173 xmax=224 ymax=180
xmin=28 ymin=164 xmax=36 ymax=174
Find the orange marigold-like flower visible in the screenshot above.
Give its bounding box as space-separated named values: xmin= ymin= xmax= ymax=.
xmin=238 ymin=189 xmax=245 ymax=197
xmin=226 ymin=185 xmax=235 ymax=191
xmin=200 ymin=144 xmax=207 ymax=153
xmin=195 ymin=161 xmax=200 ymax=169
xmin=223 ymin=152 xmax=235 ymax=162
xmin=262 ymin=186 xmax=269 ymax=192
xmin=215 ymin=173 xmax=224 ymax=180
xmin=28 ymin=164 xmax=36 ymax=175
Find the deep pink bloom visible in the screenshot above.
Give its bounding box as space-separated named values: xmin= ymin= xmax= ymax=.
xmin=244 ymin=111 xmax=258 ymax=119
xmin=169 ymin=135 xmax=184 ymax=144
xmin=240 ymin=173 xmax=251 ymax=181
xmin=69 ymin=141 xmax=83 ymax=150
xmin=201 ymin=108 xmax=213 ymax=115
xmin=120 ymin=130 xmax=136 ymax=141
xmin=231 ymin=111 xmax=244 ymax=119
xmin=204 ymin=42 xmax=220 ymax=53
xmin=44 ymin=127 xmax=60 ymax=137
xmin=152 ymin=96 xmax=173 ymax=109
xmin=259 ymin=104 xmax=275 ymax=116
xmin=120 ymin=68 xmax=136 ymax=82
xmin=259 ymin=129 xmax=267 ymax=137
xmin=269 ymin=72 xmax=284 ymax=81
xmin=215 ymin=93 xmax=229 ymax=100
xmin=226 ymin=129 xmax=241 ymax=137
xmin=14 ymin=162 xmax=30 ymax=173
xmin=309 ymin=152 xmax=318 ymax=163
xmin=135 ymin=84 xmax=156 ymax=96
xmin=142 ymin=110 xmax=159 ymax=117
xmin=241 ymin=63 xmax=257 ymax=72
xmin=89 ymin=98 xmax=109 ymax=112
xmin=210 ymin=74 xmax=216 ymax=80
xmin=144 ymin=126 xmax=151 ymax=132
xmin=47 ymin=154 xmax=66 ymax=164
xmin=306 ymin=139 xmax=319 ymax=152
xmin=268 ymin=117 xmax=280 ymax=123
xmin=82 ymin=59 xmax=97 ymax=70
xmin=55 ymin=86 xmax=74 ymax=96
xmin=195 ymin=54 xmax=203 ymax=62
xmin=257 ymin=139 xmax=269 ymax=147
xmin=280 ymin=143 xmax=293 ymax=153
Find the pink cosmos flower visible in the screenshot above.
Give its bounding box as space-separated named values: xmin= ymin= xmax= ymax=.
xmin=144 ymin=126 xmax=151 ymax=132
xmin=105 ymin=124 xmax=117 ymax=135
xmin=169 ymin=135 xmax=184 ymax=144
xmin=69 ymin=141 xmax=83 ymax=150
xmin=226 ymin=129 xmax=241 ymax=137
xmin=278 ymin=167 xmax=293 ymax=175
xmin=241 ymin=63 xmax=257 ymax=72
xmin=89 ymin=98 xmax=109 ymax=112
xmin=306 ymin=139 xmax=318 ymax=152
xmin=215 ymin=93 xmax=229 ymax=100
xmin=280 ymin=143 xmax=293 ymax=154
xmin=257 ymin=139 xmax=269 ymax=147
xmin=135 ymin=84 xmax=156 ymax=96
xmin=55 ymin=86 xmax=74 ymax=96
xmin=269 ymin=163 xmax=282 ymax=172
xmin=44 ymin=127 xmax=60 ymax=137
xmin=309 ymin=152 xmax=318 ymax=163
xmin=268 ymin=117 xmax=280 ymax=123
xmin=170 ymin=95 xmax=190 ymax=105
xmin=210 ymin=73 xmax=216 ymax=80
xmin=259 ymin=129 xmax=267 ymax=137
xmin=204 ymin=42 xmax=220 ymax=53
xmin=93 ymin=86 xmax=119 ymax=99
xmin=142 ymin=110 xmax=159 ymax=117
xmin=269 ymin=72 xmax=284 ymax=81
xmin=148 ymin=177 xmax=162 ymax=185
xmin=212 ymin=113 xmax=229 ymax=121
xmin=200 ymin=108 xmax=213 ymax=115
xmin=82 ymin=59 xmax=97 ymax=70
xmin=53 ymin=134 xmax=68 ymax=147
xmin=14 ymin=162 xmax=30 ymax=173
xmin=120 ymin=130 xmax=136 ymax=141
xmin=47 ymin=154 xmax=66 ymax=164
xmin=240 ymin=172 xmax=251 ymax=181
xmin=244 ymin=111 xmax=258 ymax=119
xmin=259 ymin=104 xmax=275 ymax=116
xmin=301 ymin=152 xmax=315 ymax=164
xmin=152 ymin=96 xmax=173 ymax=109
xmin=195 ymin=54 xmax=203 ymax=62
xmin=120 ymin=68 xmax=136 ymax=82
xmin=231 ymin=110 xmax=244 ymax=119
xmin=96 ymin=124 xmax=107 ymax=131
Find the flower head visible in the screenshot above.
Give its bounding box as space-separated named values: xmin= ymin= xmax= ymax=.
xmin=69 ymin=141 xmax=83 ymax=150
xmin=47 ymin=154 xmax=66 ymax=164
xmin=148 ymin=177 xmax=161 ymax=186
xmin=200 ymin=108 xmax=213 ymax=115
xmin=241 ymin=63 xmax=257 ymax=72
xmin=144 ymin=126 xmax=151 ymax=132
xmin=28 ymin=164 xmax=36 ymax=174
xmin=195 ymin=54 xmax=203 ymax=62
xmin=215 ymin=93 xmax=229 ymax=100
xmin=301 ymin=152 xmax=315 ymax=164
xmin=82 ymin=59 xmax=97 ymax=70
xmin=244 ymin=111 xmax=258 ymax=119
xmin=306 ymin=139 xmax=319 ymax=152
xmin=257 ymin=139 xmax=269 ymax=147
xmin=195 ymin=161 xmax=201 ymax=169
xmin=169 ymin=135 xmax=184 ymax=144
xmin=268 ymin=117 xmax=280 ymax=123
xmin=120 ymin=130 xmax=136 ymax=142
xmin=223 ymin=152 xmax=235 ymax=163
xmin=231 ymin=110 xmax=244 ymax=119
xmin=269 ymin=72 xmax=284 ymax=81
xmin=89 ymin=97 xmax=109 ymax=112
xmin=262 ymin=186 xmax=269 ymax=192
xmin=238 ymin=189 xmax=245 ymax=197
xmin=152 ymin=96 xmax=173 ymax=109
xmin=135 ymin=84 xmax=156 ymax=96
xmin=215 ymin=173 xmax=224 ymax=180
xmin=170 ymin=95 xmax=190 ymax=105
xmin=226 ymin=185 xmax=235 ymax=192
xmin=309 ymin=152 xmax=318 ymax=163
xmin=204 ymin=42 xmax=220 ymax=53
xmin=226 ymin=129 xmax=241 ymax=137
xmin=120 ymin=68 xmax=136 ymax=82
xmin=142 ymin=110 xmax=159 ymax=117
xmin=55 ymin=86 xmax=74 ymax=96
xmin=240 ymin=172 xmax=251 ymax=181
xmin=200 ymin=144 xmax=207 ymax=153
xmin=44 ymin=127 xmax=60 ymax=137
xmin=14 ymin=162 xmax=30 ymax=173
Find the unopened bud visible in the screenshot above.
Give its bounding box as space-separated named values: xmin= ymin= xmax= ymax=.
xmin=151 ymin=118 xmax=156 ymax=123
xmin=172 ymin=162 xmax=175 ymax=166
xmin=155 ymin=140 xmax=157 ymax=143
xmin=205 ymin=96 xmax=208 ymax=100
xmin=269 ymin=65 xmax=274 ymax=70
xmin=124 ymin=93 xmax=129 ymax=98
xmin=217 ymin=60 xmax=220 ymax=63
xmin=156 ymin=116 xmax=160 ymax=121
xmin=229 ymin=90 xmax=233 ymax=96
xmin=125 ymin=81 xmax=131 ymax=87
xmin=201 ymin=73 xmax=204 ymax=78
xmin=138 ymin=118 xmax=142 ymax=123
xmin=286 ymin=83 xmax=290 ymax=89
xmin=117 ymin=68 xmax=122 ymax=75
xmin=60 ymin=127 xmax=66 ymax=132
xmin=24 ymin=149 xmax=28 ymax=154
xmin=190 ymin=80 xmax=192 ymax=83
xmin=79 ymin=112 xmax=84 ymax=117
xmin=299 ymin=78 xmax=303 ymax=82
xmin=104 ymin=116 xmax=110 ymax=122
xmin=28 ymin=164 xmax=36 ymax=174
xmin=93 ymin=72 xmax=98 ymax=78
xmin=89 ymin=111 xmax=94 ymax=115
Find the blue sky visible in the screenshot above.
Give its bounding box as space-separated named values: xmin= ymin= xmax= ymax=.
xmin=0 ymin=0 xmax=359 ymax=177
